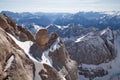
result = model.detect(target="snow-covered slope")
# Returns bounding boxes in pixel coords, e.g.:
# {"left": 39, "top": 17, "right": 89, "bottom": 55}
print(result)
{"left": 8, "top": 33, "right": 43, "bottom": 80}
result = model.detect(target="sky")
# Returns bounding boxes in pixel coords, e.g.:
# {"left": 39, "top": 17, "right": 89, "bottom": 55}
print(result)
{"left": 0, "top": 0, "right": 120, "bottom": 13}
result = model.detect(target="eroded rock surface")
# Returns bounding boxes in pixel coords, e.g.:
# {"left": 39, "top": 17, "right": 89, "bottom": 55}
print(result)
{"left": 0, "top": 14, "right": 34, "bottom": 41}
{"left": 0, "top": 27, "right": 34, "bottom": 80}
{"left": 30, "top": 31, "right": 79, "bottom": 80}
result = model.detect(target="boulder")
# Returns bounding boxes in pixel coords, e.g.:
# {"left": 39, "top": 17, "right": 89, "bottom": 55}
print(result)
{"left": 35, "top": 29, "right": 50, "bottom": 47}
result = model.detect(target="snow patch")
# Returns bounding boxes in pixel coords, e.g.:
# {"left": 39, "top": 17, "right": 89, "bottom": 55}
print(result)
{"left": 46, "top": 24, "right": 62, "bottom": 29}
{"left": 79, "top": 36, "right": 120, "bottom": 80}
{"left": 46, "top": 24, "right": 69, "bottom": 30}
{"left": 62, "top": 25, "right": 69, "bottom": 29}
{"left": 75, "top": 32, "right": 95, "bottom": 43}
{"left": 33, "top": 24, "right": 45, "bottom": 33}
{"left": 101, "top": 29, "right": 108, "bottom": 35}
{"left": 62, "top": 77, "right": 66, "bottom": 80}
{"left": 100, "top": 27, "right": 111, "bottom": 35}
{"left": 7, "top": 33, "right": 43, "bottom": 80}
{"left": 50, "top": 38, "right": 61, "bottom": 52}
{"left": 7, "top": 33, "right": 33, "bottom": 54}
{"left": 41, "top": 50, "right": 53, "bottom": 66}
{"left": 4, "top": 55, "right": 14, "bottom": 71}
{"left": 100, "top": 27, "right": 113, "bottom": 41}
{"left": 41, "top": 37, "right": 61, "bottom": 66}
{"left": 75, "top": 36, "right": 86, "bottom": 43}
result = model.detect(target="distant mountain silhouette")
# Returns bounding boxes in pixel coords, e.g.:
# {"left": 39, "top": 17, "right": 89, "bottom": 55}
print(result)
{"left": 1, "top": 11, "right": 120, "bottom": 30}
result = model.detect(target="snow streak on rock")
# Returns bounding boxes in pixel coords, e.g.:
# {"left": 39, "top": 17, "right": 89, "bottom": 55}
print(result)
{"left": 4, "top": 55, "right": 14, "bottom": 71}
{"left": 7, "top": 33, "right": 43, "bottom": 80}
{"left": 41, "top": 37, "right": 61, "bottom": 66}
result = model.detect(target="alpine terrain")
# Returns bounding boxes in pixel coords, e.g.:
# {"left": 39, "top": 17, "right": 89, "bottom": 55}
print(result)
{"left": 0, "top": 11, "right": 120, "bottom": 80}
{"left": 0, "top": 14, "right": 78, "bottom": 80}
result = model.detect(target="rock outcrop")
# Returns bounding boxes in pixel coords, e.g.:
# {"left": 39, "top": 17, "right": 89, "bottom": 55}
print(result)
{"left": 35, "top": 29, "right": 49, "bottom": 47}
{"left": 0, "top": 14, "right": 34, "bottom": 41}
{"left": 0, "top": 14, "right": 17, "bottom": 36}
{"left": 0, "top": 27, "right": 35, "bottom": 80}
{"left": 39, "top": 64, "right": 66, "bottom": 80}
{"left": 17, "top": 25, "right": 34, "bottom": 41}
{"left": 30, "top": 30, "right": 79, "bottom": 80}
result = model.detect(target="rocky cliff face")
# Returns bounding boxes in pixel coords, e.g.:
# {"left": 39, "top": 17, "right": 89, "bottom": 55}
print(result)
{"left": 0, "top": 27, "right": 35, "bottom": 80}
{"left": 64, "top": 28, "right": 119, "bottom": 79}
{"left": 30, "top": 29, "right": 78, "bottom": 80}
{"left": 0, "top": 14, "right": 79, "bottom": 80}
{"left": 0, "top": 14, "right": 34, "bottom": 42}
{"left": 65, "top": 29, "right": 116, "bottom": 65}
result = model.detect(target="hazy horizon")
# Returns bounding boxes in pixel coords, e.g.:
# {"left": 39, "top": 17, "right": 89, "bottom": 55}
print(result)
{"left": 0, "top": 0, "right": 120, "bottom": 13}
{"left": 1, "top": 10, "right": 120, "bottom": 14}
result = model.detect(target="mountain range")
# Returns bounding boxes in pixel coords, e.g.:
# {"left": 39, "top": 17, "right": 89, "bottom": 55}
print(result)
{"left": 0, "top": 13, "right": 78, "bottom": 80}
{"left": 0, "top": 11, "right": 120, "bottom": 80}
{"left": 1, "top": 11, "right": 120, "bottom": 30}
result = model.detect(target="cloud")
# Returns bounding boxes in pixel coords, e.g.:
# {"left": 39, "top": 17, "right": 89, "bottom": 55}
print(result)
{"left": 0, "top": 0, "right": 120, "bottom": 12}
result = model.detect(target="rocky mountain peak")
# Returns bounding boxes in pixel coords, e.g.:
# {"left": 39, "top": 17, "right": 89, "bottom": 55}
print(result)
{"left": 30, "top": 29, "right": 79, "bottom": 80}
